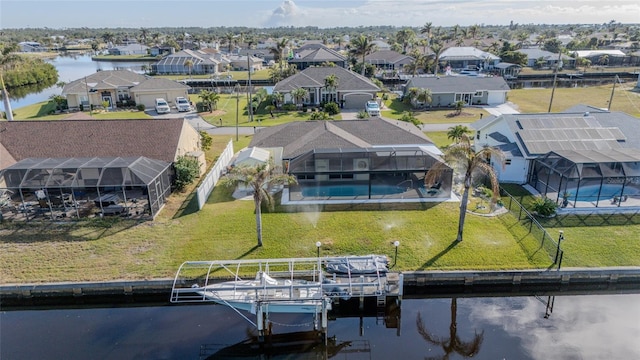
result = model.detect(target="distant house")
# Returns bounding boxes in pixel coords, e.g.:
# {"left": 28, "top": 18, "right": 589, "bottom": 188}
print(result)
{"left": 152, "top": 49, "right": 226, "bottom": 75}
{"left": 61, "top": 70, "right": 189, "bottom": 109}
{"left": 404, "top": 76, "right": 510, "bottom": 107}
{"left": 439, "top": 47, "right": 501, "bottom": 70}
{"left": 273, "top": 66, "right": 380, "bottom": 109}
{"left": 365, "top": 50, "right": 415, "bottom": 74}
{"left": 149, "top": 46, "right": 175, "bottom": 57}
{"left": 227, "top": 54, "right": 264, "bottom": 72}
{"left": 288, "top": 44, "right": 348, "bottom": 70}
{"left": 18, "top": 41, "right": 46, "bottom": 52}
{"left": 518, "top": 48, "right": 575, "bottom": 69}
{"left": 571, "top": 50, "right": 627, "bottom": 66}
{"left": 107, "top": 44, "right": 149, "bottom": 56}
{"left": 371, "top": 40, "right": 391, "bottom": 51}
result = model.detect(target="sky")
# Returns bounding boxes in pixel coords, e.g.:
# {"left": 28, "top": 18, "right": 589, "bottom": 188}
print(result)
{"left": 1, "top": 0, "right": 639, "bottom": 29}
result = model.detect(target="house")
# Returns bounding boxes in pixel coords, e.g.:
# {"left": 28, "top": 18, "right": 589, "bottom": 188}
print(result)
{"left": 0, "top": 119, "right": 202, "bottom": 218}
{"left": 404, "top": 76, "right": 510, "bottom": 107}
{"left": 517, "top": 48, "right": 575, "bottom": 69}
{"left": 273, "top": 66, "right": 380, "bottom": 109}
{"left": 571, "top": 50, "right": 627, "bottom": 66}
{"left": 107, "top": 44, "right": 149, "bottom": 56}
{"left": 470, "top": 106, "right": 640, "bottom": 209}
{"left": 18, "top": 41, "right": 46, "bottom": 52}
{"left": 288, "top": 44, "right": 348, "bottom": 70}
{"left": 365, "top": 50, "right": 415, "bottom": 74}
{"left": 439, "top": 47, "right": 501, "bottom": 70}
{"left": 371, "top": 40, "right": 391, "bottom": 51}
{"left": 61, "top": 70, "right": 190, "bottom": 110}
{"left": 149, "top": 46, "right": 175, "bottom": 57}
{"left": 152, "top": 49, "right": 226, "bottom": 75}
{"left": 226, "top": 54, "right": 264, "bottom": 72}
{"left": 248, "top": 118, "right": 452, "bottom": 202}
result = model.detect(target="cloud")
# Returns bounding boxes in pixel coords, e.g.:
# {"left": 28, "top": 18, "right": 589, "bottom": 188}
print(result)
{"left": 264, "top": 0, "right": 308, "bottom": 27}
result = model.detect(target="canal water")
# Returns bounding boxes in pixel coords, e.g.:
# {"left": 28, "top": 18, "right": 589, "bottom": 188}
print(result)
{"left": 2, "top": 293, "right": 639, "bottom": 359}
{"left": 0, "top": 53, "right": 153, "bottom": 113}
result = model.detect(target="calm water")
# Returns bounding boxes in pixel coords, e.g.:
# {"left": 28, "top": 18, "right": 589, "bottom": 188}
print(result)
{"left": 301, "top": 184, "right": 405, "bottom": 197}
{"left": 2, "top": 293, "right": 639, "bottom": 359}
{"left": 0, "top": 53, "right": 153, "bottom": 112}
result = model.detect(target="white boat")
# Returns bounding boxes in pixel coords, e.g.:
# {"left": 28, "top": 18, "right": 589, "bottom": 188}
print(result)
{"left": 196, "top": 271, "right": 331, "bottom": 314}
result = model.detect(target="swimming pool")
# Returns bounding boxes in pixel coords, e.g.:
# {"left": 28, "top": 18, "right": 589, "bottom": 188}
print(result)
{"left": 568, "top": 184, "right": 639, "bottom": 202}
{"left": 301, "top": 184, "right": 405, "bottom": 197}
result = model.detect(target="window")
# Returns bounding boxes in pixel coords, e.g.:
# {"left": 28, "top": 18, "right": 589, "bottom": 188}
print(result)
{"left": 474, "top": 91, "right": 484, "bottom": 97}
{"left": 505, "top": 159, "right": 512, "bottom": 165}
{"left": 476, "top": 131, "right": 481, "bottom": 140}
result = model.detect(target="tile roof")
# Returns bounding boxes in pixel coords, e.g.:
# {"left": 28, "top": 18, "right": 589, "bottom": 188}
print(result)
{"left": 274, "top": 66, "right": 380, "bottom": 92}
{"left": 249, "top": 118, "right": 433, "bottom": 159}
{"left": 62, "top": 70, "right": 147, "bottom": 95}
{"left": 0, "top": 119, "right": 188, "bottom": 164}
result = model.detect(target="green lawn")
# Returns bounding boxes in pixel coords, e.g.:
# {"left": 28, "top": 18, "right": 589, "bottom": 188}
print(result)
{"left": 381, "top": 95, "right": 489, "bottom": 124}
{"left": 508, "top": 84, "right": 640, "bottom": 116}
{"left": 11, "top": 100, "right": 152, "bottom": 120}
{"left": 158, "top": 69, "right": 271, "bottom": 81}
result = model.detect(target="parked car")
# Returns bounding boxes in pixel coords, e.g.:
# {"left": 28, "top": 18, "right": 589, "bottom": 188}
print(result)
{"left": 154, "top": 98, "right": 171, "bottom": 114}
{"left": 365, "top": 101, "right": 381, "bottom": 116}
{"left": 175, "top": 97, "right": 192, "bottom": 112}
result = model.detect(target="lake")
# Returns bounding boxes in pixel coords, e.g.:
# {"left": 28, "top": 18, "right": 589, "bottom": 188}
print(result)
{"left": 0, "top": 53, "right": 154, "bottom": 113}
{"left": 2, "top": 292, "right": 639, "bottom": 359}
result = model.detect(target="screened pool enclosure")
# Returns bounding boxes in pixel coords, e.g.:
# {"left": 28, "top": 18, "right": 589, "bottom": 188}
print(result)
{"left": 529, "top": 149, "right": 640, "bottom": 208}
{"left": 0, "top": 157, "right": 172, "bottom": 220}
{"left": 286, "top": 146, "right": 452, "bottom": 201}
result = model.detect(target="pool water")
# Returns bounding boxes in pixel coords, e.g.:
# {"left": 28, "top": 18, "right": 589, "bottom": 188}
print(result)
{"left": 568, "top": 184, "right": 639, "bottom": 202}
{"left": 301, "top": 184, "right": 405, "bottom": 197}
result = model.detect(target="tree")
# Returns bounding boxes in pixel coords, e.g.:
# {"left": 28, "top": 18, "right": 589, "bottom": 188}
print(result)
{"left": 269, "top": 38, "right": 289, "bottom": 64}
{"left": 199, "top": 130, "right": 212, "bottom": 151}
{"left": 425, "top": 134, "right": 503, "bottom": 242}
{"left": 220, "top": 161, "right": 297, "bottom": 247}
{"left": 291, "top": 87, "right": 308, "bottom": 109}
{"left": 416, "top": 298, "right": 484, "bottom": 359}
{"left": 430, "top": 41, "right": 445, "bottom": 75}
{"left": 139, "top": 28, "right": 149, "bottom": 45}
{"left": 349, "top": 34, "right": 377, "bottom": 76}
{"left": 396, "top": 28, "right": 416, "bottom": 54}
{"left": 184, "top": 59, "right": 194, "bottom": 78}
{"left": 198, "top": 90, "right": 220, "bottom": 112}
{"left": 447, "top": 125, "right": 472, "bottom": 143}
{"left": 542, "top": 39, "right": 562, "bottom": 54}
{"left": 420, "top": 22, "right": 433, "bottom": 47}
{"left": 454, "top": 100, "right": 465, "bottom": 115}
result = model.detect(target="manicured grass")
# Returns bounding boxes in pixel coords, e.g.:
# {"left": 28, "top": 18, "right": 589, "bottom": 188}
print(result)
{"left": 424, "top": 131, "right": 450, "bottom": 148}
{"left": 158, "top": 69, "right": 271, "bottom": 81}
{"left": 12, "top": 100, "right": 151, "bottom": 120}
{"left": 381, "top": 95, "right": 489, "bottom": 124}
{"left": 508, "top": 84, "right": 640, "bottom": 116}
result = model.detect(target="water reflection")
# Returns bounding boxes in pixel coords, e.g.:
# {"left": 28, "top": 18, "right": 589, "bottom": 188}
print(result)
{"left": 417, "top": 297, "right": 484, "bottom": 359}
{"left": 1, "top": 293, "right": 639, "bottom": 359}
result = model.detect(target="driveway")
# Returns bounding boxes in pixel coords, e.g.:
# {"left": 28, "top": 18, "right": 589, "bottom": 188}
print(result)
{"left": 482, "top": 102, "right": 520, "bottom": 116}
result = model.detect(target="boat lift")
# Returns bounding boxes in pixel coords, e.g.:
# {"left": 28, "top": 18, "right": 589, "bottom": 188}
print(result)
{"left": 170, "top": 255, "right": 403, "bottom": 338}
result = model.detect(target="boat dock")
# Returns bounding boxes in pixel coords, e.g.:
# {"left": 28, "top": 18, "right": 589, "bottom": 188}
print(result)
{"left": 170, "top": 255, "right": 403, "bottom": 338}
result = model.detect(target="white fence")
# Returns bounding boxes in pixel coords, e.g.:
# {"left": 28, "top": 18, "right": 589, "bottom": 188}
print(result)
{"left": 196, "top": 139, "right": 234, "bottom": 210}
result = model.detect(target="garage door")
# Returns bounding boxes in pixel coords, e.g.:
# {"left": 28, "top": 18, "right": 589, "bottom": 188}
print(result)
{"left": 137, "top": 93, "right": 169, "bottom": 109}
{"left": 343, "top": 93, "right": 373, "bottom": 110}
{"left": 487, "top": 91, "right": 505, "bottom": 105}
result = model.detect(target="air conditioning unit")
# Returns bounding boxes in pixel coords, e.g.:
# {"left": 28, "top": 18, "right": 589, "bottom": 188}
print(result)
{"left": 354, "top": 158, "right": 369, "bottom": 171}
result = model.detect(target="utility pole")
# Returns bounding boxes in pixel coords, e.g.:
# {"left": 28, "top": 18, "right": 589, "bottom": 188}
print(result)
{"left": 547, "top": 50, "right": 562, "bottom": 113}
{"left": 607, "top": 75, "right": 618, "bottom": 111}
{"left": 235, "top": 83, "right": 239, "bottom": 142}
{"left": 247, "top": 54, "right": 253, "bottom": 123}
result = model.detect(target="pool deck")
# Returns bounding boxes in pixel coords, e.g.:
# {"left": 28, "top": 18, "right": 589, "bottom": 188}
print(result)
{"left": 281, "top": 188, "right": 459, "bottom": 206}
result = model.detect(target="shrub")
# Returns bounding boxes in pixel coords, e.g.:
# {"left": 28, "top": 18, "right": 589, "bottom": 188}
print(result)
{"left": 136, "top": 104, "right": 146, "bottom": 111}
{"left": 531, "top": 197, "right": 558, "bottom": 217}
{"left": 309, "top": 111, "right": 331, "bottom": 120}
{"left": 199, "top": 130, "right": 212, "bottom": 151}
{"left": 174, "top": 156, "right": 200, "bottom": 191}
{"left": 323, "top": 102, "right": 340, "bottom": 115}
{"left": 357, "top": 110, "right": 368, "bottom": 119}
{"left": 282, "top": 103, "right": 297, "bottom": 111}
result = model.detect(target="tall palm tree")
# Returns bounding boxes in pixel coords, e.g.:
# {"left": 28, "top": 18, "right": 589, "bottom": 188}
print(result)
{"left": 430, "top": 41, "right": 445, "bottom": 76}
{"left": 184, "top": 59, "right": 194, "bottom": 78}
{"left": 220, "top": 161, "right": 297, "bottom": 247}
{"left": 139, "top": 28, "right": 149, "bottom": 45}
{"left": 396, "top": 28, "right": 416, "bottom": 54}
{"left": 416, "top": 298, "right": 484, "bottom": 359}
{"left": 447, "top": 125, "right": 472, "bottom": 143}
{"left": 468, "top": 24, "right": 481, "bottom": 40}
{"left": 425, "top": 135, "right": 503, "bottom": 242}
{"left": 349, "top": 34, "right": 377, "bottom": 76}
{"left": 269, "top": 38, "right": 289, "bottom": 64}
{"left": 225, "top": 32, "right": 235, "bottom": 53}
{"left": 420, "top": 22, "right": 433, "bottom": 47}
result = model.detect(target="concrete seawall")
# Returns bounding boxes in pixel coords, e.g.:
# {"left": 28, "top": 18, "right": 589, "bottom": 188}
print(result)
{"left": 2, "top": 268, "right": 640, "bottom": 307}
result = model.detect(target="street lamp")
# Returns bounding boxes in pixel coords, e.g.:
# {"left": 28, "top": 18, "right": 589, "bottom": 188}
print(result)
{"left": 315, "top": 241, "right": 322, "bottom": 258}
{"left": 393, "top": 241, "right": 400, "bottom": 267}
{"left": 555, "top": 230, "right": 564, "bottom": 266}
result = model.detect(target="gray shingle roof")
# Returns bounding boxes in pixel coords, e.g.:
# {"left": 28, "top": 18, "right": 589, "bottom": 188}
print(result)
{"left": 365, "top": 50, "right": 415, "bottom": 65}
{"left": 274, "top": 67, "right": 380, "bottom": 92}
{"left": 249, "top": 118, "right": 432, "bottom": 159}
{"left": 62, "top": 70, "right": 147, "bottom": 95}
{"left": 0, "top": 119, "right": 188, "bottom": 164}
{"left": 405, "top": 76, "right": 510, "bottom": 93}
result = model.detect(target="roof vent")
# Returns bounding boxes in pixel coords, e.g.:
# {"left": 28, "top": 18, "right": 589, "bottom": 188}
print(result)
{"left": 584, "top": 112, "right": 590, "bottom": 116}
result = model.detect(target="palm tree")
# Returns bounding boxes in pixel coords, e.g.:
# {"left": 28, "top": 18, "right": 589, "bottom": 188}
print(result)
{"left": 420, "top": 22, "right": 433, "bottom": 47}
{"left": 220, "top": 161, "right": 297, "bottom": 247}
{"left": 396, "top": 28, "right": 416, "bottom": 54}
{"left": 101, "top": 32, "right": 115, "bottom": 47}
{"left": 0, "top": 43, "right": 21, "bottom": 121}
{"left": 198, "top": 90, "right": 220, "bottom": 112}
{"left": 349, "top": 34, "right": 377, "bottom": 76}
{"left": 416, "top": 298, "right": 484, "bottom": 359}
{"left": 269, "top": 38, "right": 289, "bottom": 64}
{"left": 425, "top": 134, "right": 503, "bottom": 242}
{"left": 324, "top": 74, "right": 339, "bottom": 90}
{"left": 291, "top": 87, "right": 308, "bottom": 109}
{"left": 468, "top": 24, "right": 481, "bottom": 40}
{"left": 225, "top": 32, "right": 235, "bottom": 53}
{"left": 184, "top": 59, "right": 194, "bottom": 78}
{"left": 447, "top": 125, "right": 472, "bottom": 143}
{"left": 139, "top": 28, "right": 149, "bottom": 45}
{"left": 430, "top": 41, "right": 445, "bottom": 76}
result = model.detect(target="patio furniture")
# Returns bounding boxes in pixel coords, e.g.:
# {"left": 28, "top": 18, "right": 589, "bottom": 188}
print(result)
{"left": 94, "top": 194, "right": 120, "bottom": 207}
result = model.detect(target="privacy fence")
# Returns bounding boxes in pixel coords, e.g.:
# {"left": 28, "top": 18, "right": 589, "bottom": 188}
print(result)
{"left": 196, "top": 140, "right": 234, "bottom": 210}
